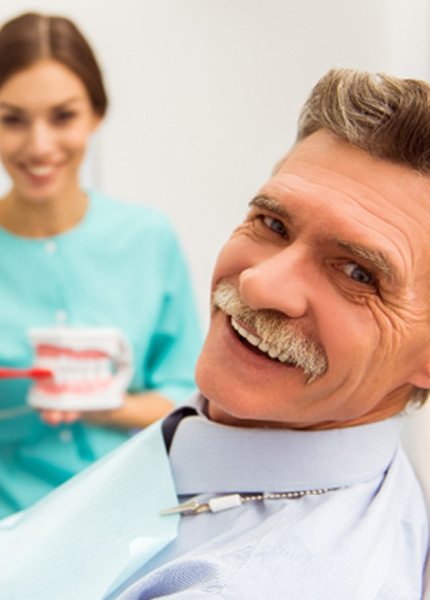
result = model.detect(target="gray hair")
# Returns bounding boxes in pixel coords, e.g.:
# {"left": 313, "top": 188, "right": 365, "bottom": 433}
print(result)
{"left": 297, "top": 68, "right": 430, "bottom": 174}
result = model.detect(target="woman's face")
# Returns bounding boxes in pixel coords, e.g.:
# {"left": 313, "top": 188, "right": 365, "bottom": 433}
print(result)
{"left": 0, "top": 59, "right": 100, "bottom": 203}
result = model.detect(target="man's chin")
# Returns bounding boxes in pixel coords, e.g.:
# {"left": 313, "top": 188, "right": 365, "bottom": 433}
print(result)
{"left": 205, "top": 398, "right": 311, "bottom": 429}
{"left": 206, "top": 399, "right": 267, "bottom": 427}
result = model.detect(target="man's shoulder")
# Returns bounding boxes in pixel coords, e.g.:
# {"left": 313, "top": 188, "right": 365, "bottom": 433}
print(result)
{"left": 118, "top": 452, "right": 427, "bottom": 599}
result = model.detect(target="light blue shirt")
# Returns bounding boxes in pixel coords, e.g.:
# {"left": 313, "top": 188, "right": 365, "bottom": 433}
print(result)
{"left": 111, "top": 397, "right": 429, "bottom": 599}
{"left": 0, "top": 191, "right": 202, "bottom": 515}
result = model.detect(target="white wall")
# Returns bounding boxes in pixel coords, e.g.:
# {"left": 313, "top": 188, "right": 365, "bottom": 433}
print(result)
{"left": 0, "top": 0, "right": 429, "bottom": 327}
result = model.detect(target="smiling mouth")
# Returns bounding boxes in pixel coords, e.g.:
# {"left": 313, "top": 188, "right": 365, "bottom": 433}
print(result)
{"left": 28, "top": 165, "right": 54, "bottom": 176}
{"left": 20, "top": 164, "right": 60, "bottom": 179}
{"left": 230, "top": 317, "right": 296, "bottom": 365}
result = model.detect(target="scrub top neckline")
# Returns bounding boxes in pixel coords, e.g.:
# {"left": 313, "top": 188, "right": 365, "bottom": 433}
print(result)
{"left": 0, "top": 189, "right": 97, "bottom": 244}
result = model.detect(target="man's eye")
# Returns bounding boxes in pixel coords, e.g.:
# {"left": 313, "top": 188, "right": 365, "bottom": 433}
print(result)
{"left": 262, "top": 216, "right": 287, "bottom": 237}
{"left": 343, "top": 263, "right": 374, "bottom": 285}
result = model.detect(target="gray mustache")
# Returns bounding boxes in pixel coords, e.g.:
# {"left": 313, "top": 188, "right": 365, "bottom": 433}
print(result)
{"left": 213, "top": 280, "right": 328, "bottom": 382}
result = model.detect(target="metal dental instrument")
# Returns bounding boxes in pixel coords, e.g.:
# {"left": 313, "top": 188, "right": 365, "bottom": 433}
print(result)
{"left": 160, "top": 488, "right": 338, "bottom": 517}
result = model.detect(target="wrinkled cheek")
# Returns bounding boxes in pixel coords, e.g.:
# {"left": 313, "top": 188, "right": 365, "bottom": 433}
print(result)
{"left": 318, "top": 314, "right": 383, "bottom": 396}
{"left": 367, "top": 299, "right": 406, "bottom": 356}
{"left": 322, "top": 305, "right": 375, "bottom": 362}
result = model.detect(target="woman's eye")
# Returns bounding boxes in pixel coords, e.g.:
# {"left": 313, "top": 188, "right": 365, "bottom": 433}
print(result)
{"left": 343, "top": 262, "right": 374, "bottom": 285}
{"left": 53, "top": 111, "right": 76, "bottom": 124}
{"left": 262, "top": 215, "right": 287, "bottom": 237}
{"left": 1, "top": 114, "right": 24, "bottom": 127}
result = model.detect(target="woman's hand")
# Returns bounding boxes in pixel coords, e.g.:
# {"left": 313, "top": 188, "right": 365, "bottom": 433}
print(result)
{"left": 83, "top": 392, "right": 174, "bottom": 428}
{"left": 39, "top": 409, "right": 82, "bottom": 425}
{"left": 39, "top": 392, "right": 175, "bottom": 429}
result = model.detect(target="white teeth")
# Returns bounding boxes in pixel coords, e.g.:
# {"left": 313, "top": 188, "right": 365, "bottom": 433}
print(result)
{"left": 268, "top": 347, "right": 281, "bottom": 359}
{"left": 35, "top": 357, "right": 112, "bottom": 383}
{"left": 247, "top": 334, "right": 260, "bottom": 346}
{"left": 27, "top": 165, "right": 53, "bottom": 176}
{"left": 278, "top": 351, "right": 291, "bottom": 364}
{"left": 231, "top": 318, "right": 260, "bottom": 347}
{"left": 231, "top": 317, "right": 286, "bottom": 362}
{"left": 258, "top": 341, "right": 269, "bottom": 352}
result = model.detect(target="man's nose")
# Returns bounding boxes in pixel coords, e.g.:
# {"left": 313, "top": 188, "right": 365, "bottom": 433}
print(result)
{"left": 238, "top": 245, "right": 311, "bottom": 318}
{"left": 26, "top": 121, "right": 56, "bottom": 157}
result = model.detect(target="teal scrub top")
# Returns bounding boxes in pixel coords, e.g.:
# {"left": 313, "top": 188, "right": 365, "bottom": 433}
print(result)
{"left": 0, "top": 190, "right": 202, "bottom": 516}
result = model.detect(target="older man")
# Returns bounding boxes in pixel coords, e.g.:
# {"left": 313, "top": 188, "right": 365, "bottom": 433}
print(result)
{"left": 2, "top": 69, "right": 429, "bottom": 599}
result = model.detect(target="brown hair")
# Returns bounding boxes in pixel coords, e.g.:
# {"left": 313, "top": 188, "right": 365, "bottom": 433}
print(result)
{"left": 297, "top": 68, "right": 430, "bottom": 175}
{"left": 0, "top": 12, "right": 108, "bottom": 116}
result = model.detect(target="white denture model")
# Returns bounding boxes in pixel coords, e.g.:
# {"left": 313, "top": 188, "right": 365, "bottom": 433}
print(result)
{"left": 27, "top": 327, "right": 133, "bottom": 411}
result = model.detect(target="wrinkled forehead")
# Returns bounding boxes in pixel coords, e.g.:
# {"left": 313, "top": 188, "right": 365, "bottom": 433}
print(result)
{"left": 272, "top": 130, "right": 430, "bottom": 222}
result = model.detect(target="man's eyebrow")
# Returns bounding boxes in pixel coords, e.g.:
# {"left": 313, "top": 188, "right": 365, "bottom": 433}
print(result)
{"left": 249, "top": 195, "right": 292, "bottom": 219}
{"left": 336, "top": 241, "right": 396, "bottom": 279}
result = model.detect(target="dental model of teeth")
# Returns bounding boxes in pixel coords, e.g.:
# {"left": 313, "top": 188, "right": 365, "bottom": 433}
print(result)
{"left": 35, "top": 346, "right": 114, "bottom": 389}
{"left": 231, "top": 317, "right": 292, "bottom": 363}
{"left": 27, "top": 327, "right": 133, "bottom": 411}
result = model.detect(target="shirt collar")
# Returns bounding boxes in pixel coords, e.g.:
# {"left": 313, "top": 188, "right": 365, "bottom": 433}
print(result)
{"left": 167, "top": 394, "right": 403, "bottom": 495}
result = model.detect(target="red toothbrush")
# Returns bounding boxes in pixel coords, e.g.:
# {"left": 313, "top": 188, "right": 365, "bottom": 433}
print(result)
{"left": 0, "top": 367, "right": 54, "bottom": 379}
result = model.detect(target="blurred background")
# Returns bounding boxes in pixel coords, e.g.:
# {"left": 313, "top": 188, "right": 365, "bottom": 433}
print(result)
{"left": 0, "top": 0, "right": 428, "bottom": 327}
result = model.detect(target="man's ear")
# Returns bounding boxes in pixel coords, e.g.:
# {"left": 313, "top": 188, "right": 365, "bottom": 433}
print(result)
{"left": 408, "top": 358, "right": 430, "bottom": 390}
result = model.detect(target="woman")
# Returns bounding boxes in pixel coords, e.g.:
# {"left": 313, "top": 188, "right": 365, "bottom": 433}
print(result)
{"left": 0, "top": 12, "right": 201, "bottom": 516}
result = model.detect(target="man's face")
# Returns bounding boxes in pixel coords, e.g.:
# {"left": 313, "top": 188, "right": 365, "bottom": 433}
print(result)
{"left": 196, "top": 129, "right": 430, "bottom": 429}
